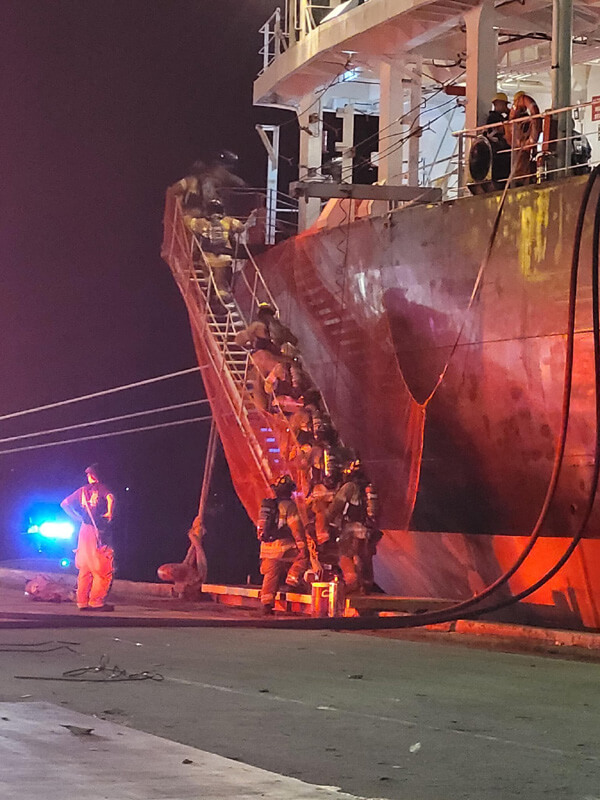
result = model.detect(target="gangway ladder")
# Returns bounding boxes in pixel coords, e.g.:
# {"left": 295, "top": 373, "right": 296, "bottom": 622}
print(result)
{"left": 162, "top": 190, "right": 290, "bottom": 497}
{"left": 162, "top": 190, "right": 323, "bottom": 574}
{"left": 191, "top": 249, "right": 292, "bottom": 480}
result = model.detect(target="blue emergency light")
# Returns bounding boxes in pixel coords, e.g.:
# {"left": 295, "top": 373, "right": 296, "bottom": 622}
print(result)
{"left": 27, "top": 521, "right": 75, "bottom": 540}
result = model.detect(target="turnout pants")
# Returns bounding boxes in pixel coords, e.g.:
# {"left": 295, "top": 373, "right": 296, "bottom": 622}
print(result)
{"left": 260, "top": 539, "right": 308, "bottom": 606}
{"left": 74, "top": 523, "right": 114, "bottom": 608}
{"left": 338, "top": 523, "right": 374, "bottom": 595}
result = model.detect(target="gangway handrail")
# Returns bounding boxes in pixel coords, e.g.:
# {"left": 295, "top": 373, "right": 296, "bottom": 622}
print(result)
{"left": 164, "top": 191, "right": 275, "bottom": 488}
{"left": 239, "top": 242, "right": 281, "bottom": 319}
{"left": 164, "top": 189, "right": 333, "bottom": 569}
{"left": 237, "top": 241, "right": 337, "bottom": 435}
{"left": 166, "top": 191, "right": 320, "bottom": 501}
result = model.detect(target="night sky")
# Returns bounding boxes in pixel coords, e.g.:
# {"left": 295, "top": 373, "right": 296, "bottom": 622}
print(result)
{"left": 0, "top": 0, "right": 288, "bottom": 581}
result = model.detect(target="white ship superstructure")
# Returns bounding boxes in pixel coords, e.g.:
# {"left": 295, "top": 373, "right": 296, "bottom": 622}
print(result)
{"left": 254, "top": 0, "right": 600, "bottom": 228}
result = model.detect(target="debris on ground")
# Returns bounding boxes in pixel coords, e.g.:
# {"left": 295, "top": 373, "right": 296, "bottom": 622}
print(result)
{"left": 24, "top": 574, "right": 74, "bottom": 603}
{"left": 61, "top": 724, "right": 94, "bottom": 736}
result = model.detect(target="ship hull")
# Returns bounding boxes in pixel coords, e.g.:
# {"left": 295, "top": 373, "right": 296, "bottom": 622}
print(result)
{"left": 254, "top": 175, "right": 600, "bottom": 629}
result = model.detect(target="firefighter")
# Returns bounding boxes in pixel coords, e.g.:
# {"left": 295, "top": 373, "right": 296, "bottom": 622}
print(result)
{"left": 235, "top": 313, "right": 291, "bottom": 412}
{"left": 257, "top": 303, "right": 299, "bottom": 351}
{"left": 60, "top": 464, "right": 116, "bottom": 611}
{"left": 171, "top": 151, "right": 246, "bottom": 215}
{"left": 257, "top": 475, "right": 309, "bottom": 615}
{"left": 306, "top": 481, "right": 334, "bottom": 547}
{"left": 326, "top": 457, "right": 380, "bottom": 594}
{"left": 264, "top": 356, "right": 311, "bottom": 413}
{"left": 184, "top": 199, "right": 244, "bottom": 304}
{"left": 290, "top": 391, "right": 323, "bottom": 442}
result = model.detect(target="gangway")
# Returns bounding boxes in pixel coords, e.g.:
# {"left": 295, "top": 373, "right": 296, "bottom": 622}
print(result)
{"left": 161, "top": 189, "right": 310, "bottom": 524}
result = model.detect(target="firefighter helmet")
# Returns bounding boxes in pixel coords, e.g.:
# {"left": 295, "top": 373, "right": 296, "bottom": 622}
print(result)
{"left": 257, "top": 302, "right": 276, "bottom": 317}
{"left": 343, "top": 456, "right": 363, "bottom": 477}
{"left": 207, "top": 199, "right": 225, "bottom": 216}
{"left": 218, "top": 150, "right": 239, "bottom": 170}
{"left": 271, "top": 474, "right": 296, "bottom": 497}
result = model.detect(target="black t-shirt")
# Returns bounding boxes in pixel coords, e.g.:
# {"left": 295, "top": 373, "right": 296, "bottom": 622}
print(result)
{"left": 64, "top": 482, "right": 112, "bottom": 531}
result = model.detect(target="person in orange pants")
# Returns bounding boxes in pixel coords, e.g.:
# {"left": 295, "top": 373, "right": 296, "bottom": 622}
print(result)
{"left": 61, "top": 464, "right": 116, "bottom": 611}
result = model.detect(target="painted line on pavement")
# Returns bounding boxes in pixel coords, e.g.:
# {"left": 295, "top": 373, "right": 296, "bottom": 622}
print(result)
{"left": 165, "top": 676, "right": 599, "bottom": 762}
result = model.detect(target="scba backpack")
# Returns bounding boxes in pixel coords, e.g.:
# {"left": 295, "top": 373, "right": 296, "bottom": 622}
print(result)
{"left": 258, "top": 498, "right": 280, "bottom": 542}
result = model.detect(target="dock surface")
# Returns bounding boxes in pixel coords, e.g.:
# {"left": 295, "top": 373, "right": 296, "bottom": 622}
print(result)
{"left": 0, "top": 620, "right": 599, "bottom": 799}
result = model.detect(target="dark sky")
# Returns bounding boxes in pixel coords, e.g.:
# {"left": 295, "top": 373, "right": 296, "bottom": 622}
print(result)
{"left": 0, "top": 0, "right": 287, "bottom": 581}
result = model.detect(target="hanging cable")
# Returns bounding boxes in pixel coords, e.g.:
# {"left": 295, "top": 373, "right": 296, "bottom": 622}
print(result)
{"left": 338, "top": 100, "right": 459, "bottom": 184}
{"left": 0, "top": 366, "right": 204, "bottom": 424}
{"left": 0, "top": 415, "right": 212, "bottom": 456}
{"left": 333, "top": 71, "right": 466, "bottom": 181}
{"left": 278, "top": 58, "right": 354, "bottom": 132}
{"left": 296, "top": 70, "right": 465, "bottom": 183}
{"left": 0, "top": 400, "right": 210, "bottom": 445}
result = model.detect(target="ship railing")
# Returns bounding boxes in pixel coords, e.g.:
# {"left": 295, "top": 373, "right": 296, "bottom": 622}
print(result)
{"left": 453, "top": 100, "right": 598, "bottom": 196}
{"left": 260, "top": 1, "right": 372, "bottom": 65}
{"left": 234, "top": 241, "right": 281, "bottom": 326}
{"left": 219, "top": 186, "right": 299, "bottom": 244}
{"left": 258, "top": 6, "right": 289, "bottom": 74}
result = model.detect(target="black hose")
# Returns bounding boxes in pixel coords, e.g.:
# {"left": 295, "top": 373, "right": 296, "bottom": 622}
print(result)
{"left": 404, "top": 165, "right": 600, "bottom": 624}
{"left": 394, "top": 170, "right": 599, "bottom": 627}
{"left": 462, "top": 166, "right": 600, "bottom": 620}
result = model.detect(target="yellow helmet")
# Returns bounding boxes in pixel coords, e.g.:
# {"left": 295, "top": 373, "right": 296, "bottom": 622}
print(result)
{"left": 493, "top": 92, "right": 508, "bottom": 103}
{"left": 513, "top": 91, "right": 526, "bottom": 103}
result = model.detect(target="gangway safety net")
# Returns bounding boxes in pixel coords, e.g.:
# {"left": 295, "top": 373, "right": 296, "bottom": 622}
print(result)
{"left": 162, "top": 190, "right": 271, "bottom": 522}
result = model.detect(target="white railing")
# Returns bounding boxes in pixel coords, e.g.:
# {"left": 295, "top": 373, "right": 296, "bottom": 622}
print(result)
{"left": 259, "top": 1, "right": 372, "bottom": 70}
{"left": 220, "top": 186, "right": 298, "bottom": 243}
{"left": 258, "top": 6, "right": 288, "bottom": 74}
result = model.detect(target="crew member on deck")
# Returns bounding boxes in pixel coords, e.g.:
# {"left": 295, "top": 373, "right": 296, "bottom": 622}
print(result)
{"left": 485, "top": 92, "right": 511, "bottom": 183}
{"left": 486, "top": 92, "right": 509, "bottom": 126}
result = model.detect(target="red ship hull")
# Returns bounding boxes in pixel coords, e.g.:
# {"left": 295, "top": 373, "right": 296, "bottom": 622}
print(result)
{"left": 253, "top": 175, "right": 600, "bottom": 629}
